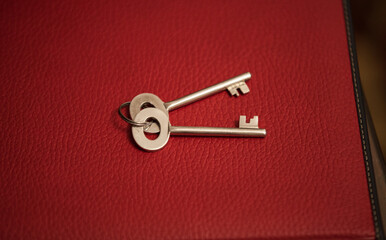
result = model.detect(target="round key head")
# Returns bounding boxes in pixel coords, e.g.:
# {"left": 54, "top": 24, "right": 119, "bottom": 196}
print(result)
{"left": 130, "top": 93, "right": 167, "bottom": 133}
{"left": 132, "top": 108, "right": 170, "bottom": 151}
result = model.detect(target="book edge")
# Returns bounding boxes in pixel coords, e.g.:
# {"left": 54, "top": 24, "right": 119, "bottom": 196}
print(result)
{"left": 342, "top": 0, "right": 385, "bottom": 239}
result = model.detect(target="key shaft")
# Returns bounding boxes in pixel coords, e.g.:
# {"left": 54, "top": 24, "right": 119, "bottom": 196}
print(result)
{"left": 170, "top": 126, "right": 266, "bottom": 137}
{"left": 164, "top": 72, "right": 251, "bottom": 111}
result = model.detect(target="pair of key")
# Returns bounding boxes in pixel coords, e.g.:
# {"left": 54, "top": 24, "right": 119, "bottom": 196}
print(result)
{"left": 122, "top": 73, "right": 266, "bottom": 151}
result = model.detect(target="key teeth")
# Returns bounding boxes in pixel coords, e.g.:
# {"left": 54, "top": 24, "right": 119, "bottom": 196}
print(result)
{"left": 227, "top": 87, "right": 240, "bottom": 97}
{"left": 239, "top": 115, "right": 259, "bottom": 129}
{"left": 227, "top": 82, "right": 250, "bottom": 97}
{"left": 239, "top": 83, "right": 250, "bottom": 94}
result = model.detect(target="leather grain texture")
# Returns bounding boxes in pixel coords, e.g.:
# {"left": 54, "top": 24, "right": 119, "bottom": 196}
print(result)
{"left": 0, "top": 0, "right": 376, "bottom": 239}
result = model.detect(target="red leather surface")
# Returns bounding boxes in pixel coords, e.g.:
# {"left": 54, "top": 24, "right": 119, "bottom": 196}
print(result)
{"left": 0, "top": 0, "right": 375, "bottom": 239}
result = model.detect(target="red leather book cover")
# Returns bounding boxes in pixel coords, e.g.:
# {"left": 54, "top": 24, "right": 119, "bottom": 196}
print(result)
{"left": 0, "top": 0, "right": 383, "bottom": 239}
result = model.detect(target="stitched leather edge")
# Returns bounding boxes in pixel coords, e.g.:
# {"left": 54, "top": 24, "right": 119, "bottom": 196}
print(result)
{"left": 343, "top": 0, "right": 385, "bottom": 239}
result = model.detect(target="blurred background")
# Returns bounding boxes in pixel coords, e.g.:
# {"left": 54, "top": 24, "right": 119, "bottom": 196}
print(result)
{"left": 351, "top": 0, "right": 386, "bottom": 229}
{"left": 351, "top": 0, "right": 386, "bottom": 159}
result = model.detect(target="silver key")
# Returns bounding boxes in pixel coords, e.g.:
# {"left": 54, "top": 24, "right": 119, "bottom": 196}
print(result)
{"left": 132, "top": 108, "right": 266, "bottom": 151}
{"left": 129, "top": 72, "right": 251, "bottom": 133}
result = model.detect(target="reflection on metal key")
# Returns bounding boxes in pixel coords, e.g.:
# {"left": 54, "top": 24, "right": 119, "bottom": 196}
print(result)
{"left": 130, "top": 73, "right": 251, "bottom": 133}
{"left": 132, "top": 108, "right": 266, "bottom": 151}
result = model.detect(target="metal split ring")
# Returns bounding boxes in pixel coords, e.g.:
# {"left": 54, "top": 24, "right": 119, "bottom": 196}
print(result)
{"left": 118, "top": 101, "right": 153, "bottom": 127}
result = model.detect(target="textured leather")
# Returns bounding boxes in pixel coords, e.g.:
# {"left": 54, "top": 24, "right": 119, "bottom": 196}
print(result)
{"left": 0, "top": 0, "right": 375, "bottom": 239}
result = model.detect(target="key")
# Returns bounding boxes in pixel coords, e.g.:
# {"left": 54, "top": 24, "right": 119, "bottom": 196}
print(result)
{"left": 129, "top": 72, "right": 252, "bottom": 133}
{"left": 132, "top": 108, "right": 266, "bottom": 151}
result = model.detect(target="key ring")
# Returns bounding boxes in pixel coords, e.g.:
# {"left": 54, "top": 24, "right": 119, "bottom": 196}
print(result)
{"left": 118, "top": 101, "right": 153, "bottom": 127}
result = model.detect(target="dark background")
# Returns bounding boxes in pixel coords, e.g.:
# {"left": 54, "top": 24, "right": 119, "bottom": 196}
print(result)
{"left": 351, "top": 0, "right": 386, "bottom": 159}
{"left": 351, "top": 0, "right": 386, "bottom": 232}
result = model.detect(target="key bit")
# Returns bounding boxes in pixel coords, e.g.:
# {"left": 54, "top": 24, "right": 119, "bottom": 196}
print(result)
{"left": 227, "top": 82, "right": 250, "bottom": 96}
{"left": 239, "top": 116, "right": 259, "bottom": 129}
